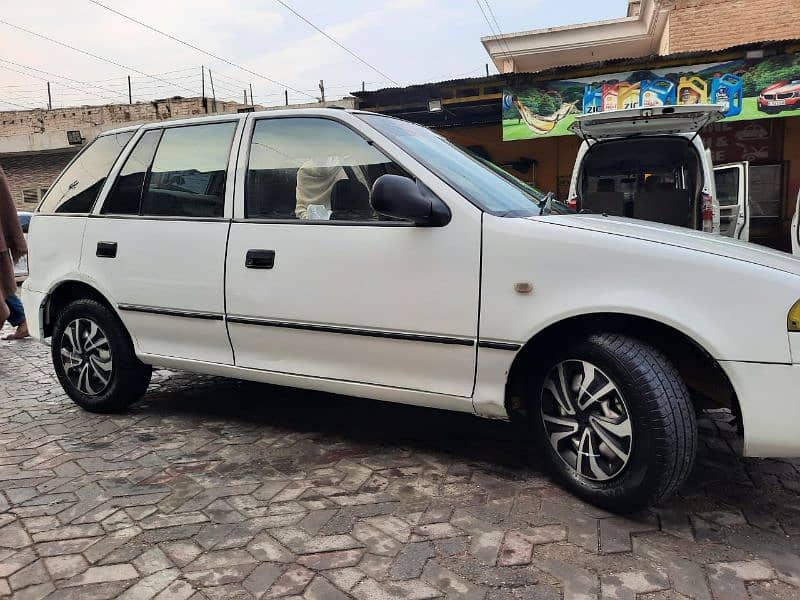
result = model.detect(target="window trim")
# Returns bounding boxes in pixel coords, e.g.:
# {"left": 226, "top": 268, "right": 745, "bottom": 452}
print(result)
{"left": 239, "top": 114, "right": 447, "bottom": 226}
{"left": 94, "top": 117, "right": 245, "bottom": 220}
{"left": 36, "top": 131, "right": 135, "bottom": 215}
{"left": 101, "top": 128, "right": 164, "bottom": 216}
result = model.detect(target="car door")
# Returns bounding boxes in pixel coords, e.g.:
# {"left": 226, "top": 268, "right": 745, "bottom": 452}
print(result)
{"left": 792, "top": 189, "right": 799, "bottom": 256}
{"left": 713, "top": 162, "right": 750, "bottom": 241}
{"left": 82, "top": 117, "right": 244, "bottom": 363}
{"left": 225, "top": 114, "right": 481, "bottom": 397}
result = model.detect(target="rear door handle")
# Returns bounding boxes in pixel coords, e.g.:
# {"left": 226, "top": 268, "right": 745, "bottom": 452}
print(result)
{"left": 245, "top": 249, "right": 275, "bottom": 269}
{"left": 96, "top": 241, "right": 117, "bottom": 258}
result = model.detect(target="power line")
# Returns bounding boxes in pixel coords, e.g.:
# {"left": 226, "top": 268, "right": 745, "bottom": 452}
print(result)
{"left": 0, "top": 96, "right": 37, "bottom": 110}
{"left": 85, "top": 0, "right": 315, "bottom": 99}
{"left": 475, "top": 0, "right": 513, "bottom": 65}
{"left": 0, "top": 18, "right": 201, "bottom": 96}
{"left": 0, "top": 58, "right": 123, "bottom": 100}
{"left": 483, "top": 0, "right": 514, "bottom": 59}
{"left": 0, "top": 63, "right": 119, "bottom": 104}
{"left": 272, "top": 0, "right": 400, "bottom": 87}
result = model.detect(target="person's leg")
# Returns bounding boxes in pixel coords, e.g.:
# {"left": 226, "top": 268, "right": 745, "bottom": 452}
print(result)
{"left": 3, "top": 295, "right": 28, "bottom": 340}
{"left": 0, "top": 298, "right": 9, "bottom": 328}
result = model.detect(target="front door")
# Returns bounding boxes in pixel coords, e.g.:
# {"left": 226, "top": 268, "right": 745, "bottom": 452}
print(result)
{"left": 714, "top": 162, "right": 750, "bottom": 241}
{"left": 225, "top": 115, "right": 481, "bottom": 396}
{"left": 792, "top": 189, "right": 799, "bottom": 256}
{"left": 82, "top": 118, "right": 243, "bottom": 363}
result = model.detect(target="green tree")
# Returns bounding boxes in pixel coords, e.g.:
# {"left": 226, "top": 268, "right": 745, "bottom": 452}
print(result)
{"left": 742, "top": 55, "right": 800, "bottom": 96}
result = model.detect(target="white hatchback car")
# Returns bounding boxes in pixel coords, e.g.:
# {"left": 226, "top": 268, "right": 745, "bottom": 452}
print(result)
{"left": 22, "top": 108, "right": 800, "bottom": 512}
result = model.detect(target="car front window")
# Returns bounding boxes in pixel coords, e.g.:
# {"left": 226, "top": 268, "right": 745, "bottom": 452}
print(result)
{"left": 357, "top": 113, "right": 554, "bottom": 217}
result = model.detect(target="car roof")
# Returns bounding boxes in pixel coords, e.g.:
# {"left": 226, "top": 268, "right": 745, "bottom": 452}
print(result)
{"left": 96, "top": 108, "right": 384, "bottom": 138}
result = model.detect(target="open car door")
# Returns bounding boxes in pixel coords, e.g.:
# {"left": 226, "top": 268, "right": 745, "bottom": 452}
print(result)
{"left": 792, "top": 189, "right": 799, "bottom": 256}
{"left": 571, "top": 104, "right": 725, "bottom": 140}
{"left": 714, "top": 162, "right": 750, "bottom": 242}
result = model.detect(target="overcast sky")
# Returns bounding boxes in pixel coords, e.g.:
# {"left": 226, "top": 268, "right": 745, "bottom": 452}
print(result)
{"left": 0, "top": 0, "right": 628, "bottom": 111}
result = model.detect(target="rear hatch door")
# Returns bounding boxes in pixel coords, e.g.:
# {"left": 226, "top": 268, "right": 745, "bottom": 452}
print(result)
{"left": 570, "top": 105, "right": 725, "bottom": 140}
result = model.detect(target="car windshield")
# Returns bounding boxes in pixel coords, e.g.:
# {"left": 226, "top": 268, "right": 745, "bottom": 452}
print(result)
{"left": 358, "top": 113, "right": 555, "bottom": 217}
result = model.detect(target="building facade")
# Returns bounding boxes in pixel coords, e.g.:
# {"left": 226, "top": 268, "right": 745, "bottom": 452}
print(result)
{"left": 358, "top": 0, "right": 800, "bottom": 250}
{"left": 0, "top": 96, "right": 253, "bottom": 209}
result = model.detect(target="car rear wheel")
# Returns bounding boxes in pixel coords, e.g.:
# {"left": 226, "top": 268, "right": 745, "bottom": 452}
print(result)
{"left": 529, "top": 333, "right": 696, "bottom": 512}
{"left": 52, "top": 299, "right": 151, "bottom": 413}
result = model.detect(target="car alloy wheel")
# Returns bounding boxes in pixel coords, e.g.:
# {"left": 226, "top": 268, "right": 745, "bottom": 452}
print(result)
{"left": 540, "top": 359, "right": 633, "bottom": 481}
{"left": 59, "top": 318, "right": 114, "bottom": 396}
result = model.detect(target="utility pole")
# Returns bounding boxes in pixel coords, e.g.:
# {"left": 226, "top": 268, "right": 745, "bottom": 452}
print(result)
{"left": 243, "top": 89, "right": 248, "bottom": 105}
{"left": 362, "top": 81, "right": 365, "bottom": 92}
{"left": 485, "top": 63, "right": 490, "bottom": 77}
{"left": 46, "top": 82, "right": 52, "bottom": 110}
{"left": 201, "top": 65, "right": 205, "bottom": 112}
{"left": 208, "top": 69, "right": 217, "bottom": 112}
{"left": 318, "top": 80, "right": 325, "bottom": 103}
{"left": 249, "top": 83, "right": 254, "bottom": 106}
{"left": 127, "top": 75, "right": 132, "bottom": 104}
{"left": 285, "top": 90, "right": 288, "bottom": 106}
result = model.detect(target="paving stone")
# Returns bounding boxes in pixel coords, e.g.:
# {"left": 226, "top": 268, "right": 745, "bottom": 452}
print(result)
{"left": 303, "top": 575, "right": 351, "bottom": 600}
{"left": 297, "top": 549, "right": 364, "bottom": 571}
{"left": 117, "top": 568, "right": 180, "bottom": 600}
{"left": 63, "top": 563, "right": 139, "bottom": 587}
{"left": 3, "top": 329, "right": 800, "bottom": 600}
{"left": 43, "top": 554, "right": 90, "bottom": 580}
{"left": 243, "top": 563, "right": 282, "bottom": 598}
{"left": 265, "top": 565, "right": 315, "bottom": 598}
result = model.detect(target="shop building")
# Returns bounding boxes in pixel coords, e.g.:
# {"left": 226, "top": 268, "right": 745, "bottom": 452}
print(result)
{"left": 355, "top": 0, "right": 800, "bottom": 250}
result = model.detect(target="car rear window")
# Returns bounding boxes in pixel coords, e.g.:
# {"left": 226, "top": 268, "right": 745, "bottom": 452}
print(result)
{"left": 39, "top": 131, "right": 134, "bottom": 214}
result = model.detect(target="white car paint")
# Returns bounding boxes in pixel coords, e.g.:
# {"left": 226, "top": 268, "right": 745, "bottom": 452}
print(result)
{"left": 792, "top": 189, "right": 799, "bottom": 256}
{"left": 21, "top": 108, "right": 800, "bottom": 461}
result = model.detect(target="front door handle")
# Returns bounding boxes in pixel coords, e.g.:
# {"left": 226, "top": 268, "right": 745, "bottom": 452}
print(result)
{"left": 96, "top": 241, "right": 117, "bottom": 258}
{"left": 245, "top": 249, "right": 275, "bottom": 269}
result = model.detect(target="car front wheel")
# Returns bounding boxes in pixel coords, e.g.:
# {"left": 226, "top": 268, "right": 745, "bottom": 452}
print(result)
{"left": 52, "top": 299, "right": 151, "bottom": 413}
{"left": 530, "top": 333, "right": 697, "bottom": 512}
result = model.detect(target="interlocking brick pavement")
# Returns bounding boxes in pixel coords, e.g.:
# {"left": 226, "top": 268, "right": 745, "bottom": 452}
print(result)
{"left": 2, "top": 324, "right": 800, "bottom": 599}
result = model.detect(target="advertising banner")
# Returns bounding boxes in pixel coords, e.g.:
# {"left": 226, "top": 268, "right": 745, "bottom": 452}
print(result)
{"left": 502, "top": 51, "right": 800, "bottom": 141}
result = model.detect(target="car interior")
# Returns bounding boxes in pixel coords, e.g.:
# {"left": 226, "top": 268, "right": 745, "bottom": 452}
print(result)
{"left": 578, "top": 137, "right": 702, "bottom": 229}
{"left": 245, "top": 162, "right": 407, "bottom": 221}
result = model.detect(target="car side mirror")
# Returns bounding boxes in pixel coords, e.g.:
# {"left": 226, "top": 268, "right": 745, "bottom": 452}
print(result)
{"left": 371, "top": 175, "right": 451, "bottom": 226}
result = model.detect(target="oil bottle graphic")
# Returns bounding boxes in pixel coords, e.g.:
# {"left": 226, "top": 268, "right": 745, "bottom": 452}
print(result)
{"left": 678, "top": 76, "right": 708, "bottom": 105}
{"left": 710, "top": 74, "right": 743, "bottom": 117}
{"left": 617, "top": 82, "right": 642, "bottom": 110}
{"left": 602, "top": 83, "right": 619, "bottom": 112}
{"left": 582, "top": 84, "right": 603, "bottom": 114}
{"left": 640, "top": 79, "right": 677, "bottom": 107}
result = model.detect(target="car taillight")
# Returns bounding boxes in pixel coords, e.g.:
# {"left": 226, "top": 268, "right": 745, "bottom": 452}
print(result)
{"left": 702, "top": 193, "right": 714, "bottom": 233}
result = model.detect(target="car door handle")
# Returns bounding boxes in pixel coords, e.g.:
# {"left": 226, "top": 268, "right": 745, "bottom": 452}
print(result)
{"left": 96, "top": 241, "right": 117, "bottom": 258}
{"left": 245, "top": 249, "right": 275, "bottom": 269}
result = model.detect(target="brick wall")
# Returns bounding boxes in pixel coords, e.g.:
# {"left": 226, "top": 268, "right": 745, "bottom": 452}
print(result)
{"left": 663, "top": 0, "right": 800, "bottom": 53}
{"left": 0, "top": 151, "right": 77, "bottom": 209}
{"left": 0, "top": 97, "right": 250, "bottom": 142}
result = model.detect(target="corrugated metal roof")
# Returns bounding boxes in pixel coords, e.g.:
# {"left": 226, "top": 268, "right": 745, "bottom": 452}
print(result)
{"left": 353, "top": 38, "right": 800, "bottom": 99}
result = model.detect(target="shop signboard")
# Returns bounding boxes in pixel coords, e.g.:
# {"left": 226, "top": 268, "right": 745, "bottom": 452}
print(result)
{"left": 502, "top": 51, "right": 800, "bottom": 141}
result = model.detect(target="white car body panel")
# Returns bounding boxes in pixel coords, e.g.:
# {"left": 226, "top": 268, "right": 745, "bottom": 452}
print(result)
{"left": 20, "top": 107, "right": 800, "bottom": 461}
{"left": 792, "top": 189, "right": 799, "bottom": 256}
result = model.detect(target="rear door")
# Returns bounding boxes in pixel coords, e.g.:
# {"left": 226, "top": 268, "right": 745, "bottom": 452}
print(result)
{"left": 82, "top": 116, "right": 244, "bottom": 363}
{"left": 571, "top": 105, "right": 725, "bottom": 140}
{"left": 714, "top": 162, "right": 750, "bottom": 241}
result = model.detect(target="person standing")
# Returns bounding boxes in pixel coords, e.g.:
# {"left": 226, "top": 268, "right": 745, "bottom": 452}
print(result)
{"left": 0, "top": 166, "right": 28, "bottom": 338}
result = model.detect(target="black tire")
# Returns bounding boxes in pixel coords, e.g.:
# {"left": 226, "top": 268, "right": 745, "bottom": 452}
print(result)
{"left": 528, "top": 333, "right": 696, "bottom": 512}
{"left": 51, "top": 299, "right": 151, "bottom": 413}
